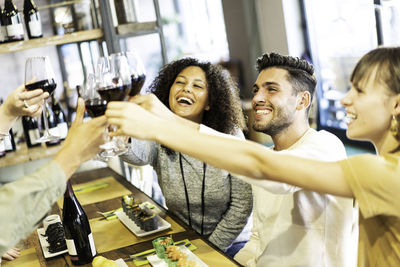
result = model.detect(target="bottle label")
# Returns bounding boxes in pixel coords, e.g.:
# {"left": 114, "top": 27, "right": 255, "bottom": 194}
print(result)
{"left": 65, "top": 238, "right": 77, "bottom": 256}
{"left": 4, "top": 135, "right": 12, "bottom": 151}
{"left": 28, "top": 129, "right": 40, "bottom": 144}
{"left": 0, "top": 26, "right": 7, "bottom": 42}
{"left": 57, "top": 122, "right": 68, "bottom": 139}
{"left": 48, "top": 126, "right": 60, "bottom": 137}
{"left": 88, "top": 233, "right": 96, "bottom": 256}
{"left": 0, "top": 140, "right": 5, "bottom": 152}
{"left": 28, "top": 20, "right": 42, "bottom": 37}
{"left": 6, "top": 23, "right": 24, "bottom": 38}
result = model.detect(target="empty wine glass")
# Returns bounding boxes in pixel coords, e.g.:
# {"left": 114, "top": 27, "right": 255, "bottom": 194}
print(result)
{"left": 25, "top": 56, "right": 60, "bottom": 143}
{"left": 123, "top": 50, "right": 146, "bottom": 96}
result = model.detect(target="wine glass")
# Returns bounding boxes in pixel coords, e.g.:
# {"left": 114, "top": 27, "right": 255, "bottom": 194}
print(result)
{"left": 123, "top": 50, "right": 146, "bottom": 97}
{"left": 25, "top": 56, "right": 60, "bottom": 143}
{"left": 97, "top": 53, "right": 132, "bottom": 156}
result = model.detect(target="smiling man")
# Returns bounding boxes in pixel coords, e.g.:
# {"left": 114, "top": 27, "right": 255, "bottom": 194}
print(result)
{"left": 233, "top": 53, "right": 358, "bottom": 267}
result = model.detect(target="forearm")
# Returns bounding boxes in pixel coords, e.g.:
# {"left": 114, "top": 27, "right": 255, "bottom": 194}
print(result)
{"left": 53, "top": 146, "right": 84, "bottom": 179}
{"left": 0, "top": 161, "right": 66, "bottom": 255}
{"left": 155, "top": 121, "right": 353, "bottom": 197}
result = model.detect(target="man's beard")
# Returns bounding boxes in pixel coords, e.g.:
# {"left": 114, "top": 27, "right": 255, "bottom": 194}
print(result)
{"left": 252, "top": 107, "right": 294, "bottom": 136}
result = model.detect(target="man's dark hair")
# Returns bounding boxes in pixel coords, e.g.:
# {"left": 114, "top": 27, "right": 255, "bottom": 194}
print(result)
{"left": 256, "top": 53, "right": 316, "bottom": 111}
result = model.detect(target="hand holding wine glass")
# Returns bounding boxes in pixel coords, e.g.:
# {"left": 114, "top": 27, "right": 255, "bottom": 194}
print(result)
{"left": 24, "top": 56, "right": 59, "bottom": 143}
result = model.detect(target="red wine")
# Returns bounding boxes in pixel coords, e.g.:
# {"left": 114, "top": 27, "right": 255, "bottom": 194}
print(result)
{"left": 129, "top": 74, "right": 146, "bottom": 96}
{"left": 25, "top": 79, "right": 57, "bottom": 95}
{"left": 23, "top": 0, "right": 42, "bottom": 39}
{"left": 85, "top": 99, "right": 107, "bottom": 118}
{"left": 62, "top": 181, "right": 97, "bottom": 265}
{"left": 4, "top": 0, "right": 24, "bottom": 41}
{"left": 97, "top": 84, "right": 130, "bottom": 102}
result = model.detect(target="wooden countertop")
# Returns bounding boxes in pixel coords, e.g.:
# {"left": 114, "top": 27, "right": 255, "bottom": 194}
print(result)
{"left": 0, "top": 142, "right": 63, "bottom": 168}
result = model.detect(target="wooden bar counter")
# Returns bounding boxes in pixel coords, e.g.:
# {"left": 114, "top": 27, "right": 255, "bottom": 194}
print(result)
{"left": 2, "top": 167, "right": 240, "bottom": 267}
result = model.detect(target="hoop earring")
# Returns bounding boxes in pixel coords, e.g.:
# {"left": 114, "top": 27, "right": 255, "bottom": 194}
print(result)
{"left": 390, "top": 115, "right": 399, "bottom": 137}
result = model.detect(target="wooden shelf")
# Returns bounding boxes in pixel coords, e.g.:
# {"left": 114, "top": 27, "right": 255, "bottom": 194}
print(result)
{"left": 0, "top": 29, "right": 104, "bottom": 54}
{"left": 116, "top": 21, "right": 157, "bottom": 36}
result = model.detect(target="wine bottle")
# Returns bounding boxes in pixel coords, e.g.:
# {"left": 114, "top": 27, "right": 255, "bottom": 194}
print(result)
{"left": 62, "top": 180, "right": 97, "bottom": 265}
{"left": 22, "top": 116, "right": 40, "bottom": 147}
{"left": 41, "top": 101, "right": 61, "bottom": 146}
{"left": 0, "top": 139, "right": 6, "bottom": 157}
{"left": 4, "top": 0, "right": 24, "bottom": 41}
{"left": 23, "top": 0, "right": 42, "bottom": 39}
{"left": 51, "top": 96, "right": 68, "bottom": 140}
{"left": 4, "top": 129, "right": 16, "bottom": 152}
{"left": 0, "top": 7, "right": 8, "bottom": 43}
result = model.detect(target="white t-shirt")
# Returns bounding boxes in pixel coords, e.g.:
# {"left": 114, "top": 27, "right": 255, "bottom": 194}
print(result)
{"left": 234, "top": 128, "right": 359, "bottom": 267}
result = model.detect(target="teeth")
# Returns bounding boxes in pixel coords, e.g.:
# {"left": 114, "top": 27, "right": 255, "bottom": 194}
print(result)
{"left": 344, "top": 113, "right": 357, "bottom": 123}
{"left": 256, "top": 110, "right": 271, "bottom": 114}
{"left": 177, "top": 97, "right": 193, "bottom": 105}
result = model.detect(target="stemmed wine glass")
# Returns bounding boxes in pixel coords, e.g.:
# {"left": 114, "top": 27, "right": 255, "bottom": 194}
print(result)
{"left": 123, "top": 50, "right": 146, "bottom": 97}
{"left": 25, "top": 56, "right": 60, "bottom": 143}
{"left": 96, "top": 53, "right": 132, "bottom": 156}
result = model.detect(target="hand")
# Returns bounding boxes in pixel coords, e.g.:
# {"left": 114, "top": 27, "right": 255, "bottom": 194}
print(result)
{"left": 1, "top": 247, "right": 20, "bottom": 261}
{"left": 3, "top": 84, "right": 49, "bottom": 118}
{"left": 55, "top": 98, "right": 107, "bottom": 178}
{"left": 129, "top": 94, "right": 175, "bottom": 120}
{"left": 106, "top": 101, "right": 160, "bottom": 140}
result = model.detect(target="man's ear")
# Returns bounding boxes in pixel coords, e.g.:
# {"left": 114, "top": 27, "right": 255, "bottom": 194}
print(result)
{"left": 296, "top": 91, "right": 311, "bottom": 111}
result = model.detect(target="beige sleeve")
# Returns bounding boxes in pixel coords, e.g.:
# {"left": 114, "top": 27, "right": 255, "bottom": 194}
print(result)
{"left": 340, "top": 153, "right": 400, "bottom": 218}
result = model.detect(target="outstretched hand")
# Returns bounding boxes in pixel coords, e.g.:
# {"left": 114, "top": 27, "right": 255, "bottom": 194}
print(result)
{"left": 106, "top": 99, "right": 161, "bottom": 141}
{"left": 55, "top": 98, "right": 107, "bottom": 178}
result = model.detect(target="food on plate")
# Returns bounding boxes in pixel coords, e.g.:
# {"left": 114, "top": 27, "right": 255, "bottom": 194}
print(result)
{"left": 43, "top": 222, "right": 67, "bottom": 253}
{"left": 92, "top": 255, "right": 117, "bottom": 267}
{"left": 153, "top": 236, "right": 174, "bottom": 258}
{"left": 121, "top": 195, "right": 158, "bottom": 231}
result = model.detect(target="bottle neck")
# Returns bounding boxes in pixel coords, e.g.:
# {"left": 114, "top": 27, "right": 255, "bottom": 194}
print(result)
{"left": 65, "top": 180, "right": 75, "bottom": 197}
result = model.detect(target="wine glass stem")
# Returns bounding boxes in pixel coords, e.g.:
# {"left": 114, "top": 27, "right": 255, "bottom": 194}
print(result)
{"left": 42, "top": 100, "right": 50, "bottom": 134}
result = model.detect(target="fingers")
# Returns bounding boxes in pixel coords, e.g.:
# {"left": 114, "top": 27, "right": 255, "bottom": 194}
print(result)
{"left": 72, "top": 98, "right": 85, "bottom": 126}
{"left": 2, "top": 248, "right": 20, "bottom": 261}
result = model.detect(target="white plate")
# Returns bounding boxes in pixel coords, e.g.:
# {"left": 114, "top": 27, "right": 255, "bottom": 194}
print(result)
{"left": 147, "top": 245, "right": 208, "bottom": 267}
{"left": 116, "top": 210, "right": 171, "bottom": 237}
{"left": 37, "top": 228, "right": 68, "bottom": 258}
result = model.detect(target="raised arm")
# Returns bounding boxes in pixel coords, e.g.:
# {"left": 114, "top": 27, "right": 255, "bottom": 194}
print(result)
{"left": 106, "top": 99, "right": 353, "bottom": 198}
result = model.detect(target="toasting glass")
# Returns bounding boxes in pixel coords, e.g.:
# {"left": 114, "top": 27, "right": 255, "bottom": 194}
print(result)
{"left": 25, "top": 56, "right": 60, "bottom": 143}
{"left": 96, "top": 53, "right": 132, "bottom": 156}
{"left": 123, "top": 50, "right": 146, "bottom": 96}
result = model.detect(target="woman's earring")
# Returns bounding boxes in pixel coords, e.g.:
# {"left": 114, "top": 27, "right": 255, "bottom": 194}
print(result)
{"left": 390, "top": 115, "right": 399, "bottom": 137}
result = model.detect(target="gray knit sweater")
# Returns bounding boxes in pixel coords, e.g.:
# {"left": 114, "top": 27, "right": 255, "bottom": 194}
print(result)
{"left": 120, "top": 134, "right": 252, "bottom": 250}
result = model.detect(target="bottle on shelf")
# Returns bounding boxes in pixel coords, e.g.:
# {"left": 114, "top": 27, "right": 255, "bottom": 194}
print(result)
{"left": 62, "top": 180, "right": 97, "bottom": 265}
{"left": 23, "top": 0, "right": 42, "bottom": 39}
{"left": 0, "top": 139, "right": 5, "bottom": 157}
{"left": 41, "top": 101, "right": 61, "bottom": 146}
{"left": 4, "top": 129, "right": 16, "bottom": 152}
{"left": 22, "top": 116, "right": 41, "bottom": 147}
{"left": 51, "top": 95, "right": 68, "bottom": 140}
{"left": 0, "top": 6, "right": 8, "bottom": 43}
{"left": 4, "top": 0, "right": 24, "bottom": 42}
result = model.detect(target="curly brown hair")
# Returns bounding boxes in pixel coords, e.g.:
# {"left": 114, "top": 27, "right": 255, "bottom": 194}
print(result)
{"left": 148, "top": 57, "right": 246, "bottom": 134}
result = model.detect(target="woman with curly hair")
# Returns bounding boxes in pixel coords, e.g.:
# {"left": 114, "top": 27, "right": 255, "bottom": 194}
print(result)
{"left": 120, "top": 57, "right": 252, "bottom": 253}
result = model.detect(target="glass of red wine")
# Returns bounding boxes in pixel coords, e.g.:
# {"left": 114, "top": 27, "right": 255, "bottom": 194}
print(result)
{"left": 25, "top": 56, "right": 60, "bottom": 143}
{"left": 96, "top": 53, "right": 132, "bottom": 156}
{"left": 123, "top": 50, "right": 146, "bottom": 97}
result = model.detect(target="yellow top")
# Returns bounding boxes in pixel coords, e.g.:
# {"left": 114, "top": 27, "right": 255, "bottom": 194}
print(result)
{"left": 340, "top": 152, "right": 400, "bottom": 267}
